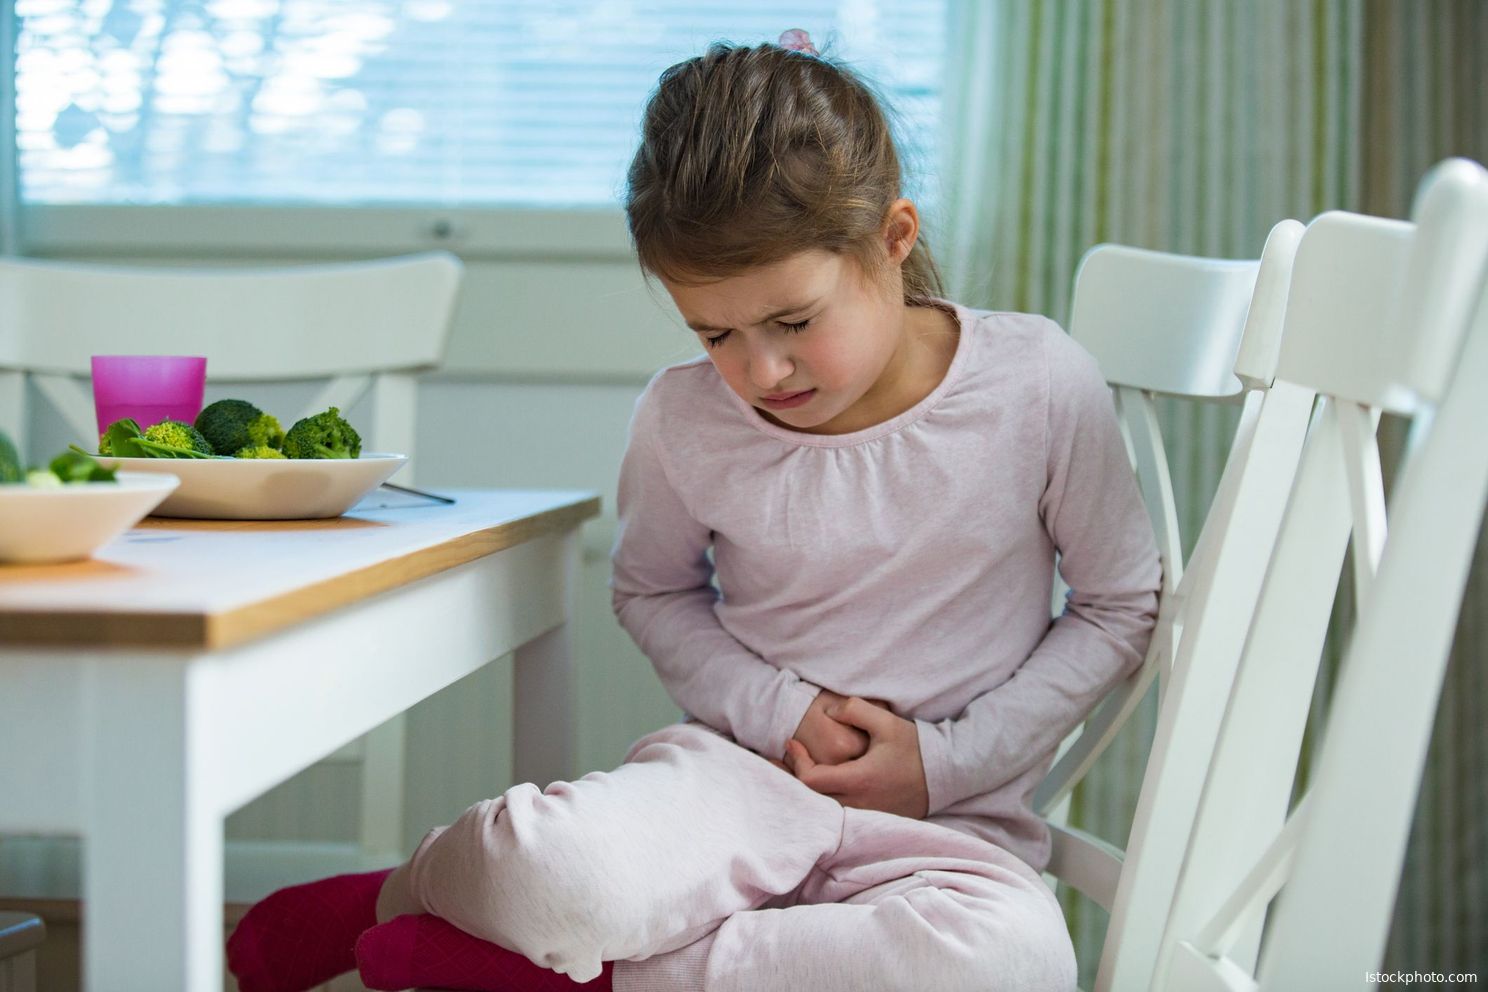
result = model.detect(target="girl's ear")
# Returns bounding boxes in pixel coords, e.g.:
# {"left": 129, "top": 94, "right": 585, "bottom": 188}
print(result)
{"left": 882, "top": 198, "right": 921, "bottom": 265}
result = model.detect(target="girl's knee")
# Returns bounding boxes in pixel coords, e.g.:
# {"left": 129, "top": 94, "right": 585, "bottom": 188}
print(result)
{"left": 971, "top": 899, "right": 1078, "bottom": 992}
{"left": 435, "top": 787, "right": 648, "bottom": 923}
{"left": 896, "top": 884, "right": 1076, "bottom": 992}
{"left": 930, "top": 926, "right": 1075, "bottom": 992}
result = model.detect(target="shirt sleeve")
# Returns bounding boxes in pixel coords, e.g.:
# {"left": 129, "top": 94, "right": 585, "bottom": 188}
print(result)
{"left": 914, "top": 325, "right": 1162, "bottom": 814}
{"left": 611, "top": 379, "right": 820, "bottom": 760}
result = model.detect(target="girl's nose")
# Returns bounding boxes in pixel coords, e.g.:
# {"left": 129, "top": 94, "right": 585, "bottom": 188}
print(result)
{"left": 747, "top": 340, "right": 795, "bottom": 390}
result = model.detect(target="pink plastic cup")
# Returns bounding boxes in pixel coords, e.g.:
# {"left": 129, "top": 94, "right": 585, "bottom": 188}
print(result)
{"left": 91, "top": 355, "right": 208, "bottom": 437}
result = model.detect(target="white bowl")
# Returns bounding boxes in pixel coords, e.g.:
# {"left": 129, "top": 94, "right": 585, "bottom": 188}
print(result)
{"left": 95, "top": 453, "right": 408, "bottom": 520}
{"left": 0, "top": 472, "right": 181, "bottom": 564}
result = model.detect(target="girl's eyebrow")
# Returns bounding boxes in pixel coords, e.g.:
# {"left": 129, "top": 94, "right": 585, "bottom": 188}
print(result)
{"left": 686, "top": 300, "right": 820, "bottom": 333}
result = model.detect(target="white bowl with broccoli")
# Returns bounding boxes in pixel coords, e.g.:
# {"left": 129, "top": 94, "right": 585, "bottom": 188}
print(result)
{"left": 98, "top": 452, "right": 407, "bottom": 519}
{"left": 86, "top": 401, "right": 408, "bottom": 519}
{"left": 0, "top": 471, "right": 180, "bottom": 564}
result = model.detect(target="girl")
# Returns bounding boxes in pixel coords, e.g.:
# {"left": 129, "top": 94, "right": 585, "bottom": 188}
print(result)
{"left": 229, "top": 31, "right": 1159, "bottom": 992}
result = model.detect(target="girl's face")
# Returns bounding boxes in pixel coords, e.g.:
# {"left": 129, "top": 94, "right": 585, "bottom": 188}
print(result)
{"left": 661, "top": 249, "right": 913, "bottom": 435}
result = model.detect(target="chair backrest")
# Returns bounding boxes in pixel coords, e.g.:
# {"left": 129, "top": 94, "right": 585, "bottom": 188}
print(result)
{"left": 1066, "top": 235, "right": 1298, "bottom": 599}
{"left": 1039, "top": 220, "right": 1320, "bottom": 991}
{"left": 0, "top": 251, "right": 462, "bottom": 482}
{"left": 1152, "top": 157, "right": 1488, "bottom": 992}
{"left": 1094, "top": 224, "right": 1324, "bottom": 992}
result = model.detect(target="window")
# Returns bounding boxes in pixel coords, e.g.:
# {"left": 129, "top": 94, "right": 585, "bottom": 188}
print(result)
{"left": 15, "top": 1, "right": 947, "bottom": 208}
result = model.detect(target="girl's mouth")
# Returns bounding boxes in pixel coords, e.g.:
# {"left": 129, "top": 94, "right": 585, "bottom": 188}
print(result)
{"left": 759, "top": 389, "right": 815, "bottom": 410}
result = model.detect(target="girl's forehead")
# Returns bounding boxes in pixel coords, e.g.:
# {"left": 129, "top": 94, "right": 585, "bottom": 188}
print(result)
{"left": 666, "top": 249, "right": 851, "bottom": 300}
{"left": 663, "top": 251, "right": 849, "bottom": 320}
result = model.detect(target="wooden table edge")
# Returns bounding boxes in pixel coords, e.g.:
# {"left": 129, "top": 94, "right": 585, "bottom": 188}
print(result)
{"left": 0, "top": 495, "right": 601, "bottom": 652}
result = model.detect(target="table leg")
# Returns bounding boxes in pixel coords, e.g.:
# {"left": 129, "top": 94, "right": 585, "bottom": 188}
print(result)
{"left": 511, "top": 531, "right": 579, "bottom": 788}
{"left": 513, "top": 620, "right": 578, "bottom": 789}
{"left": 82, "top": 657, "right": 223, "bottom": 992}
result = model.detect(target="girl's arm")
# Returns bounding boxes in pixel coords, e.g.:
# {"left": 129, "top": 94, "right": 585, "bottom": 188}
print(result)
{"left": 914, "top": 330, "right": 1162, "bottom": 814}
{"left": 612, "top": 387, "right": 820, "bottom": 760}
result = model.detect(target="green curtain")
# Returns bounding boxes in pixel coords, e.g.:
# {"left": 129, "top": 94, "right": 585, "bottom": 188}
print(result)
{"left": 936, "top": 0, "right": 1487, "bottom": 985}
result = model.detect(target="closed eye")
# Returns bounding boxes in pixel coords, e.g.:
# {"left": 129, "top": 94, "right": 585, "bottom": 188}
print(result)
{"left": 701, "top": 317, "right": 808, "bottom": 348}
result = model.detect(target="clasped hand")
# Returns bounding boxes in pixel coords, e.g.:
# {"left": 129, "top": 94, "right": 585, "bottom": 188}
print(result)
{"left": 776, "top": 688, "right": 929, "bottom": 819}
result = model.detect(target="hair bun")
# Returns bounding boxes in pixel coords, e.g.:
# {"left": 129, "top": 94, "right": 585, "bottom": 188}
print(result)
{"left": 777, "top": 28, "right": 818, "bottom": 55}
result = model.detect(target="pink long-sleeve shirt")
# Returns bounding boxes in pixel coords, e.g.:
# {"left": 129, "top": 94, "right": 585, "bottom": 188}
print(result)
{"left": 611, "top": 302, "right": 1161, "bottom": 871}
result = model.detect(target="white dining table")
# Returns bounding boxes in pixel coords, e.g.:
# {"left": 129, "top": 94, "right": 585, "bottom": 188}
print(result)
{"left": 0, "top": 488, "right": 600, "bottom": 991}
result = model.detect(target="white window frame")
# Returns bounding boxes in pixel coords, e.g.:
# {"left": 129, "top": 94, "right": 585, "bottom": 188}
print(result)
{"left": 19, "top": 202, "right": 636, "bottom": 262}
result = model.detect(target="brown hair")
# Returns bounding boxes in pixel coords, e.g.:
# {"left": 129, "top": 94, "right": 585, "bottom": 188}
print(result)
{"left": 624, "top": 41, "right": 943, "bottom": 303}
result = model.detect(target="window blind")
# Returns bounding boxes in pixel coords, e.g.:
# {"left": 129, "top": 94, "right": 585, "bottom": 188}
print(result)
{"left": 14, "top": 0, "right": 946, "bottom": 208}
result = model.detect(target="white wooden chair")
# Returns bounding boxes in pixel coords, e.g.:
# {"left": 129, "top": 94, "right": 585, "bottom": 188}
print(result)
{"left": 0, "top": 251, "right": 463, "bottom": 862}
{"left": 1036, "top": 218, "right": 1320, "bottom": 992}
{"left": 1150, "top": 158, "right": 1488, "bottom": 992}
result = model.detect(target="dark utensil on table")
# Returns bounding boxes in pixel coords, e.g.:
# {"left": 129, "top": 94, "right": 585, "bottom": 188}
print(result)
{"left": 379, "top": 481, "right": 456, "bottom": 504}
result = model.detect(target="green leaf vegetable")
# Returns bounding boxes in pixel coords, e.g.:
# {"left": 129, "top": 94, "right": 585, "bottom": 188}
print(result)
{"left": 194, "top": 399, "right": 284, "bottom": 456}
{"left": 2, "top": 426, "right": 117, "bottom": 486}
{"left": 96, "top": 418, "right": 218, "bottom": 459}
{"left": 282, "top": 406, "right": 362, "bottom": 460}
{"left": 0, "top": 429, "right": 22, "bottom": 484}
{"left": 48, "top": 449, "right": 117, "bottom": 483}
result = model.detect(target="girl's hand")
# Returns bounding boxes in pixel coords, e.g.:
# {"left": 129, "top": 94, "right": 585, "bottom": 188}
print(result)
{"left": 784, "top": 696, "right": 930, "bottom": 819}
{"left": 789, "top": 688, "right": 870, "bottom": 766}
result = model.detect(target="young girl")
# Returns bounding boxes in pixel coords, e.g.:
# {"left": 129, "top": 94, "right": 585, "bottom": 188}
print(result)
{"left": 229, "top": 31, "right": 1159, "bottom": 992}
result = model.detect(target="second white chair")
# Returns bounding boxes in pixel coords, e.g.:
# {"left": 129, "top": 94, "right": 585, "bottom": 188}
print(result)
{"left": 1150, "top": 158, "right": 1488, "bottom": 992}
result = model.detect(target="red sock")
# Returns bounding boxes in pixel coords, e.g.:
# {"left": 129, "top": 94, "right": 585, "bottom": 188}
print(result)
{"left": 226, "top": 868, "right": 394, "bottom": 992}
{"left": 355, "top": 913, "right": 614, "bottom": 992}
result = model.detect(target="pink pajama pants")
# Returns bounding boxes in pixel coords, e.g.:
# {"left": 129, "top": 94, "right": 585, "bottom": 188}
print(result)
{"left": 377, "top": 722, "right": 1077, "bottom": 992}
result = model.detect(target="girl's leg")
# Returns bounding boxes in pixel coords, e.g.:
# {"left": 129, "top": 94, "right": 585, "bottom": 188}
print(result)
{"left": 613, "top": 808, "right": 1077, "bottom": 992}
{"left": 379, "top": 721, "right": 849, "bottom": 984}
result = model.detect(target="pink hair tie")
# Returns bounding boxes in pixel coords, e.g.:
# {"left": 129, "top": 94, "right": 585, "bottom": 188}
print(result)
{"left": 778, "top": 28, "right": 818, "bottom": 56}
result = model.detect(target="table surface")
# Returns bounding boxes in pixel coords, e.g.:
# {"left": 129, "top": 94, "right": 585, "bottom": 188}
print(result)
{"left": 0, "top": 488, "right": 601, "bottom": 651}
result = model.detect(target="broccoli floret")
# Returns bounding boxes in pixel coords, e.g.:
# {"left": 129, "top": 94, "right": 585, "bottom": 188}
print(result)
{"left": 282, "top": 407, "right": 361, "bottom": 459}
{"left": 234, "top": 444, "right": 286, "bottom": 459}
{"left": 142, "top": 419, "right": 215, "bottom": 456}
{"left": 0, "top": 429, "right": 22, "bottom": 483}
{"left": 98, "top": 431, "right": 113, "bottom": 456}
{"left": 247, "top": 413, "right": 285, "bottom": 448}
{"left": 195, "top": 399, "right": 284, "bottom": 455}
